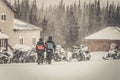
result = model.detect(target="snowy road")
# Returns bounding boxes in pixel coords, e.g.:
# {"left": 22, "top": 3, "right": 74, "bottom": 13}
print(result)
{"left": 0, "top": 60, "right": 120, "bottom": 80}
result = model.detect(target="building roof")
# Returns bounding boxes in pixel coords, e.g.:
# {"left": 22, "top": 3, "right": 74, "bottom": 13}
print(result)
{"left": 14, "top": 19, "right": 41, "bottom": 31}
{"left": 85, "top": 27, "right": 120, "bottom": 40}
{"left": 3, "top": 0, "right": 16, "bottom": 12}
{"left": 0, "top": 32, "right": 9, "bottom": 39}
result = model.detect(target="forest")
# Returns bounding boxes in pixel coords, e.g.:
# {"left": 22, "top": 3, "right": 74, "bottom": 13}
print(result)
{"left": 13, "top": 0, "right": 120, "bottom": 49}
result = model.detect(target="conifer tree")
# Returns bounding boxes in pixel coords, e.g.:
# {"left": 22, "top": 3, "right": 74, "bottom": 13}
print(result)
{"left": 14, "top": 0, "right": 21, "bottom": 19}
{"left": 29, "top": 0, "right": 38, "bottom": 25}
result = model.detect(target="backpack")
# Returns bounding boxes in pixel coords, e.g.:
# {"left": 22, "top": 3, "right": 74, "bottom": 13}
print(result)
{"left": 37, "top": 43, "right": 45, "bottom": 51}
{"left": 47, "top": 43, "right": 54, "bottom": 50}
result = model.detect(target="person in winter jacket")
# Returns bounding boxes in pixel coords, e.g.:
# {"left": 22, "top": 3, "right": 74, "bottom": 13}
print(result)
{"left": 36, "top": 37, "right": 46, "bottom": 64}
{"left": 46, "top": 36, "right": 56, "bottom": 64}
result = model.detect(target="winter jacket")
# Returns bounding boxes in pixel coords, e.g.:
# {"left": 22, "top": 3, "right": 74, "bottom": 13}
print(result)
{"left": 46, "top": 40, "right": 56, "bottom": 50}
{"left": 36, "top": 41, "right": 46, "bottom": 53}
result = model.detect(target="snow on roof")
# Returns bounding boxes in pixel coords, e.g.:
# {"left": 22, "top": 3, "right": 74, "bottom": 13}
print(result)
{"left": 3, "top": 0, "right": 16, "bottom": 12}
{"left": 85, "top": 27, "right": 120, "bottom": 40}
{"left": 14, "top": 19, "right": 41, "bottom": 31}
{"left": 14, "top": 44, "right": 31, "bottom": 51}
{"left": 0, "top": 32, "right": 9, "bottom": 39}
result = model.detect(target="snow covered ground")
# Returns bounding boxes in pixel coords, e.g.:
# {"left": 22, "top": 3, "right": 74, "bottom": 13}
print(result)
{"left": 0, "top": 52, "right": 120, "bottom": 80}
{"left": 90, "top": 52, "right": 107, "bottom": 61}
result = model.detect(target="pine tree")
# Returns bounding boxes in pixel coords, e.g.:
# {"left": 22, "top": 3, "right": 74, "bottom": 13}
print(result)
{"left": 104, "top": 0, "right": 109, "bottom": 25}
{"left": 14, "top": 0, "right": 21, "bottom": 19}
{"left": 95, "top": 0, "right": 101, "bottom": 22}
{"left": 67, "top": 5, "right": 79, "bottom": 47}
{"left": 114, "top": 4, "right": 120, "bottom": 26}
{"left": 80, "top": 1, "right": 89, "bottom": 44}
{"left": 88, "top": 2, "right": 96, "bottom": 34}
{"left": 77, "top": 0, "right": 82, "bottom": 44}
{"left": 107, "top": 2, "right": 116, "bottom": 26}
{"left": 20, "top": 0, "right": 30, "bottom": 22}
{"left": 41, "top": 17, "right": 48, "bottom": 37}
{"left": 29, "top": 0, "right": 38, "bottom": 26}
{"left": 94, "top": 0, "right": 102, "bottom": 31}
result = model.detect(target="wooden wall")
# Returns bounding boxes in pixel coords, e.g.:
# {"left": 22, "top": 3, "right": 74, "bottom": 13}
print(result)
{"left": 87, "top": 40, "right": 120, "bottom": 52}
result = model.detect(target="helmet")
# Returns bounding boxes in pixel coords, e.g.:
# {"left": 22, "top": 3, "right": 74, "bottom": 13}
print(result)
{"left": 39, "top": 37, "right": 43, "bottom": 41}
{"left": 48, "top": 36, "right": 52, "bottom": 39}
{"left": 49, "top": 36, "right": 52, "bottom": 39}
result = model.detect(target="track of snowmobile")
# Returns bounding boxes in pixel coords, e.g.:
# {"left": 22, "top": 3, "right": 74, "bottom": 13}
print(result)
{"left": 0, "top": 59, "right": 120, "bottom": 80}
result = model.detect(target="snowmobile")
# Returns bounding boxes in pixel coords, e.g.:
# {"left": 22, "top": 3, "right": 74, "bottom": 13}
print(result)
{"left": 53, "top": 52, "right": 61, "bottom": 61}
{"left": 0, "top": 51, "right": 10, "bottom": 64}
{"left": 12, "top": 49, "right": 25, "bottom": 63}
{"left": 103, "top": 49, "right": 120, "bottom": 60}
{"left": 79, "top": 45, "right": 91, "bottom": 61}
{"left": 22, "top": 49, "right": 36, "bottom": 63}
{"left": 53, "top": 48, "right": 67, "bottom": 62}
{"left": 70, "top": 46, "right": 91, "bottom": 61}
{"left": 82, "top": 51, "right": 91, "bottom": 61}
{"left": 70, "top": 46, "right": 82, "bottom": 61}
{"left": 71, "top": 52, "right": 84, "bottom": 61}
{"left": 71, "top": 50, "right": 91, "bottom": 61}
{"left": 70, "top": 47, "right": 84, "bottom": 61}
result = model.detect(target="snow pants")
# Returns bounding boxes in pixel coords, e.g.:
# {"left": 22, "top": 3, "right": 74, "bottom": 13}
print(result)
{"left": 46, "top": 49, "right": 53, "bottom": 64}
{"left": 37, "top": 51, "right": 44, "bottom": 64}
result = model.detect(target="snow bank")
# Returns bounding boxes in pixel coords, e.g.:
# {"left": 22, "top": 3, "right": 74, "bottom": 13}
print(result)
{"left": 90, "top": 52, "right": 108, "bottom": 61}
{"left": 14, "top": 44, "right": 31, "bottom": 51}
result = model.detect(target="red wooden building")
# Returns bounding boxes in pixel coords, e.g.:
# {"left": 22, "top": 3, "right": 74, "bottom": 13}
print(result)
{"left": 85, "top": 27, "right": 120, "bottom": 52}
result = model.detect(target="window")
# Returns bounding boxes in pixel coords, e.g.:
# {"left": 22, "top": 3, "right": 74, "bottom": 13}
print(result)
{"left": 0, "top": 39, "right": 7, "bottom": 51}
{"left": 32, "top": 37, "right": 36, "bottom": 46}
{"left": 19, "top": 37, "right": 24, "bottom": 45}
{"left": 1, "top": 13, "right": 7, "bottom": 22}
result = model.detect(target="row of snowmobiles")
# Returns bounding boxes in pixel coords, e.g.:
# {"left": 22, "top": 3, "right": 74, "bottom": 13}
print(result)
{"left": 53, "top": 45, "right": 91, "bottom": 62}
{"left": 0, "top": 48, "right": 37, "bottom": 64}
{"left": 31, "top": 45, "right": 91, "bottom": 64}
{"left": 0, "top": 45, "right": 91, "bottom": 64}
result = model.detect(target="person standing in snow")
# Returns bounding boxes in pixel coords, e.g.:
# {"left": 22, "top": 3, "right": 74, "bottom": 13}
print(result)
{"left": 36, "top": 37, "right": 46, "bottom": 65}
{"left": 46, "top": 36, "right": 56, "bottom": 64}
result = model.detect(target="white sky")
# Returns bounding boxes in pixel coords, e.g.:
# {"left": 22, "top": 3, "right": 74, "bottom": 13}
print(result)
{"left": 10, "top": 0, "right": 120, "bottom": 9}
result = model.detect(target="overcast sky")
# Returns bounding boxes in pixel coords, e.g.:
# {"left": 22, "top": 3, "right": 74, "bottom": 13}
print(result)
{"left": 10, "top": 0, "right": 120, "bottom": 9}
